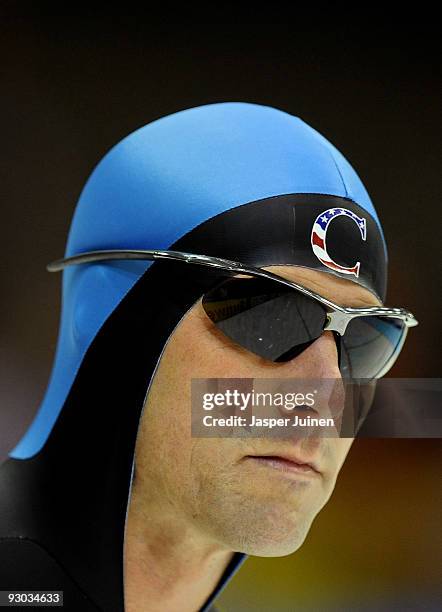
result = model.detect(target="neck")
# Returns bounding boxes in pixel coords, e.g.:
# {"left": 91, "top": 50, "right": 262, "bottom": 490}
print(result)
{"left": 124, "top": 481, "right": 234, "bottom": 612}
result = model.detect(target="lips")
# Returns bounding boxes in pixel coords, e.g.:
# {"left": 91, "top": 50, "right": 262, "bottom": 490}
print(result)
{"left": 244, "top": 452, "right": 322, "bottom": 475}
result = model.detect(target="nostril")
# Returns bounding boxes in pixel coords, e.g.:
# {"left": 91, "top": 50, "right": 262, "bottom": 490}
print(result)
{"left": 277, "top": 402, "right": 319, "bottom": 418}
{"left": 293, "top": 404, "right": 319, "bottom": 416}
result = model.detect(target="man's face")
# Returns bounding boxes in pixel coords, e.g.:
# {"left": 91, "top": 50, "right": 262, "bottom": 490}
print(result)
{"left": 132, "top": 266, "right": 381, "bottom": 556}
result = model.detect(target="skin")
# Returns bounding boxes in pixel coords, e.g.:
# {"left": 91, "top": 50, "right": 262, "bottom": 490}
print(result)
{"left": 124, "top": 266, "right": 382, "bottom": 612}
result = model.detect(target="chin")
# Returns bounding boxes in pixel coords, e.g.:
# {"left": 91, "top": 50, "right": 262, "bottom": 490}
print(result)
{"left": 224, "top": 511, "right": 314, "bottom": 558}
{"left": 241, "top": 529, "right": 310, "bottom": 557}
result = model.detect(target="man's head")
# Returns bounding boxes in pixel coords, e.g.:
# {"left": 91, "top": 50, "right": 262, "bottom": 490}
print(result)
{"left": 131, "top": 265, "right": 382, "bottom": 557}
{"left": 10, "top": 102, "right": 389, "bottom": 460}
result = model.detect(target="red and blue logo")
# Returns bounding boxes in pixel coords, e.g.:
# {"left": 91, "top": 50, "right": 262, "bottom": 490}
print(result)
{"left": 311, "top": 207, "right": 366, "bottom": 277}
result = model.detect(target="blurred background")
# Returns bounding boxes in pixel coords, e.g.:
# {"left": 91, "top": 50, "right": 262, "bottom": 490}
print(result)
{"left": 0, "top": 16, "right": 440, "bottom": 611}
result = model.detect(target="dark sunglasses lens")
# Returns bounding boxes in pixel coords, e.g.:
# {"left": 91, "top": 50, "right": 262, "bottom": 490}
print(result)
{"left": 202, "top": 277, "right": 327, "bottom": 362}
{"left": 340, "top": 316, "right": 406, "bottom": 379}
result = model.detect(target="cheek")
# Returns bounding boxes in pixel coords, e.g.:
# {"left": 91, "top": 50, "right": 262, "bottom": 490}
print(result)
{"left": 133, "top": 361, "right": 190, "bottom": 493}
{"left": 134, "top": 315, "right": 213, "bottom": 497}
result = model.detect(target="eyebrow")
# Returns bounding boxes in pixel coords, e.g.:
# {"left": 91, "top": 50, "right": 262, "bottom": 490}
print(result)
{"left": 269, "top": 274, "right": 382, "bottom": 308}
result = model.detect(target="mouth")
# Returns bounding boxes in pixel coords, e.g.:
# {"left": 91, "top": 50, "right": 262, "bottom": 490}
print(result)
{"left": 242, "top": 453, "right": 322, "bottom": 477}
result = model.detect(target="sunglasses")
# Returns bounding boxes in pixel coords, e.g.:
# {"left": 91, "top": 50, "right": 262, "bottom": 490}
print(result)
{"left": 48, "top": 249, "right": 418, "bottom": 380}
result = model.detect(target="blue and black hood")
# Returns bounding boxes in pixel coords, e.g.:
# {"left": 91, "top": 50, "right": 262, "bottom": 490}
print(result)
{"left": 0, "top": 102, "right": 388, "bottom": 611}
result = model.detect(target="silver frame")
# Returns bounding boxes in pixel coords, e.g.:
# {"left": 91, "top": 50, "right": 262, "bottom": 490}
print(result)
{"left": 48, "top": 248, "right": 418, "bottom": 377}
{"left": 48, "top": 248, "right": 418, "bottom": 334}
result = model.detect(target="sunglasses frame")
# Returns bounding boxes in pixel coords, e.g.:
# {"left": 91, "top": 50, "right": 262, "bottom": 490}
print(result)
{"left": 48, "top": 249, "right": 418, "bottom": 377}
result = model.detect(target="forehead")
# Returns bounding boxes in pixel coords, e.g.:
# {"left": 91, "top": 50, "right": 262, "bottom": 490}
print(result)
{"left": 262, "top": 265, "right": 382, "bottom": 307}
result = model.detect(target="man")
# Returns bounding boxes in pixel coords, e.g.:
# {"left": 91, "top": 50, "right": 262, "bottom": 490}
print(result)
{"left": 0, "top": 103, "right": 417, "bottom": 611}
{"left": 124, "top": 266, "right": 384, "bottom": 612}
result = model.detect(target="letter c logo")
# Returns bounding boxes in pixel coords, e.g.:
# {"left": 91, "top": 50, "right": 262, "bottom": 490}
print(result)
{"left": 311, "top": 207, "right": 366, "bottom": 277}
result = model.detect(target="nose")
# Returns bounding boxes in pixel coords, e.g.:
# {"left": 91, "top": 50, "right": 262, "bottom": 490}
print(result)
{"left": 273, "top": 331, "right": 344, "bottom": 430}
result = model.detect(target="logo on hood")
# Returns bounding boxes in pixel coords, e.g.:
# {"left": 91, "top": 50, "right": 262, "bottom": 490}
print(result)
{"left": 310, "top": 207, "right": 367, "bottom": 277}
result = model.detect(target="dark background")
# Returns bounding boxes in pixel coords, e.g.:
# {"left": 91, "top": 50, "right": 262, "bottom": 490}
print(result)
{"left": 0, "top": 18, "right": 440, "bottom": 610}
